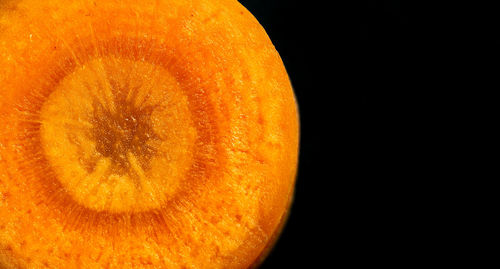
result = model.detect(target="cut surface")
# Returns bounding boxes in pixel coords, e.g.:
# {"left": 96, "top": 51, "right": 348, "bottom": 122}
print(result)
{"left": 40, "top": 56, "right": 195, "bottom": 212}
{"left": 0, "top": 0, "right": 299, "bottom": 268}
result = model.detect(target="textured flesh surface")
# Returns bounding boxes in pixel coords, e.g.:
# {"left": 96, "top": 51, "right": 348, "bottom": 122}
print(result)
{"left": 0, "top": 0, "right": 299, "bottom": 268}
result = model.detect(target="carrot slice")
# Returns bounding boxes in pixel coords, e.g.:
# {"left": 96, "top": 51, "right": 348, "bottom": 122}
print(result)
{"left": 0, "top": 0, "right": 298, "bottom": 268}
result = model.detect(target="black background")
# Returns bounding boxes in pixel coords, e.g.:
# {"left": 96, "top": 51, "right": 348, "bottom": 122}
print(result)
{"left": 237, "top": 0, "right": 412, "bottom": 267}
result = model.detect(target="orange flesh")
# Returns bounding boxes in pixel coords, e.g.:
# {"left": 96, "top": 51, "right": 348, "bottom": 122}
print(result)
{"left": 0, "top": 0, "right": 299, "bottom": 268}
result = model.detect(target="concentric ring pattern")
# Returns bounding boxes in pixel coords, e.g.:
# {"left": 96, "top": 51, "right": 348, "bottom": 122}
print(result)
{"left": 0, "top": 0, "right": 298, "bottom": 268}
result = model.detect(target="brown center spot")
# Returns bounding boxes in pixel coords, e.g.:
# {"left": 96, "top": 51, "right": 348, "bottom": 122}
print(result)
{"left": 89, "top": 81, "right": 160, "bottom": 176}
